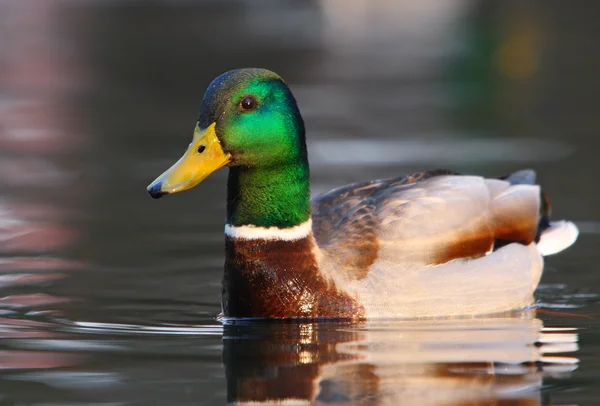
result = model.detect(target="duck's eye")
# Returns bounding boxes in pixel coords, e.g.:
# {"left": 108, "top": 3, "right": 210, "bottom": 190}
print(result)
{"left": 240, "top": 96, "right": 257, "bottom": 111}
{"left": 197, "top": 145, "right": 206, "bottom": 154}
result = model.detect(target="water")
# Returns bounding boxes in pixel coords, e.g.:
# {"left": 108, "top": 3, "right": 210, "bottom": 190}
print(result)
{"left": 1, "top": 1, "right": 599, "bottom": 404}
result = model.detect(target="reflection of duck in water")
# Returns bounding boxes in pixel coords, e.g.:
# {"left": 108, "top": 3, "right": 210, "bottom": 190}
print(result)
{"left": 148, "top": 68, "right": 578, "bottom": 319}
{"left": 223, "top": 313, "right": 578, "bottom": 405}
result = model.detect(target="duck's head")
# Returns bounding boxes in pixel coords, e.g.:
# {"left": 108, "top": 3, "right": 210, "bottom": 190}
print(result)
{"left": 147, "top": 68, "right": 305, "bottom": 199}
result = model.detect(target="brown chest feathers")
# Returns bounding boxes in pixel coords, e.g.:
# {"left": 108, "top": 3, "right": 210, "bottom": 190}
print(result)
{"left": 223, "top": 236, "right": 363, "bottom": 319}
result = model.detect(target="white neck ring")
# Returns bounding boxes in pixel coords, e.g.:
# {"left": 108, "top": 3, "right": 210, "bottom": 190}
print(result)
{"left": 225, "top": 219, "right": 312, "bottom": 241}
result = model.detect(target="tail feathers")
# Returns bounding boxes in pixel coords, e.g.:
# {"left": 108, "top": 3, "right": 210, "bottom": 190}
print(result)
{"left": 495, "top": 170, "right": 577, "bottom": 256}
{"left": 537, "top": 221, "right": 579, "bottom": 256}
{"left": 503, "top": 169, "right": 537, "bottom": 185}
{"left": 500, "top": 169, "right": 557, "bottom": 244}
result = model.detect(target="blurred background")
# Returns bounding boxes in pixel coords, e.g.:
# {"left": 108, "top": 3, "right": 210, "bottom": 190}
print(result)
{"left": 0, "top": 1, "right": 598, "bottom": 405}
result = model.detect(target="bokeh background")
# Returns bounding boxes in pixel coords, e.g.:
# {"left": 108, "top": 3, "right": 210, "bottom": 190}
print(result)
{"left": 0, "top": 1, "right": 598, "bottom": 405}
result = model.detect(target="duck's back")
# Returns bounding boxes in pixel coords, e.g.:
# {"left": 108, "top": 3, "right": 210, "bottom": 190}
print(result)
{"left": 311, "top": 170, "right": 577, "bottom": 318}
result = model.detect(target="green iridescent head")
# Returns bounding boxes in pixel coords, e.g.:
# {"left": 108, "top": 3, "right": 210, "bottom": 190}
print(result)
{"left": 147, "top": 68, "right": 307, "bottom": 198}
{"left": 147, "top": 68, "right": 311, "bottom": 229}
{"left": 199, "top": 68, "right": 307, "bottom": 168}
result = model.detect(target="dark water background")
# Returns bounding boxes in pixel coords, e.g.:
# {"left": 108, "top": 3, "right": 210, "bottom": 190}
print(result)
{"left": 1, "top": 1, "right": 599, "bottom": 405}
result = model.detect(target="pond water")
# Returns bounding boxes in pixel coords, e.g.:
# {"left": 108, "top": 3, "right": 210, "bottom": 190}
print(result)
{"left": 1, "top": 1, "right": 599, "bottom": 405}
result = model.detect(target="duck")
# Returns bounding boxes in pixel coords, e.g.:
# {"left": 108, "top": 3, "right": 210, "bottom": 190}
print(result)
{"left": 147, "top": 68, "right": 578, "bottom": 320}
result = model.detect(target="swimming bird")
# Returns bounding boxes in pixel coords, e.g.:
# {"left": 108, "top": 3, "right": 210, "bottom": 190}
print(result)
{"left": 147, "top": 68, "right": 578, "bottom": 319}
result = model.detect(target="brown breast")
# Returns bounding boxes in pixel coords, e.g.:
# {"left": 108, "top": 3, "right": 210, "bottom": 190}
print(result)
{"left": 223, "top": 235, "right": 364, "bottom": 319}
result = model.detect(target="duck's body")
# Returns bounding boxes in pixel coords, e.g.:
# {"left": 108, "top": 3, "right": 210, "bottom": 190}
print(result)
{"left": 222, "top": 170, "right": 575, "bottom": 319}
{"left": 148, "top": 68, "right": 578, "bottom": 319}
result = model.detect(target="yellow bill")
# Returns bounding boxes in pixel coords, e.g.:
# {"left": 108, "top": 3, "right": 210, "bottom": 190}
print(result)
{"left": 147, "top": 123, "right": 231, "bottom": 199}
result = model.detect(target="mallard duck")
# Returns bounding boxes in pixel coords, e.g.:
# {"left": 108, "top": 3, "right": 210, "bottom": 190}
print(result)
{"left": 147, "top": 68, "right": 578, "bottom": 319}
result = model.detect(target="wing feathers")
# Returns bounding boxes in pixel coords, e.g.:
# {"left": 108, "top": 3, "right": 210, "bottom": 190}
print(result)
{"left": 312, "top": 172, "right": 571, "bottom": 281}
